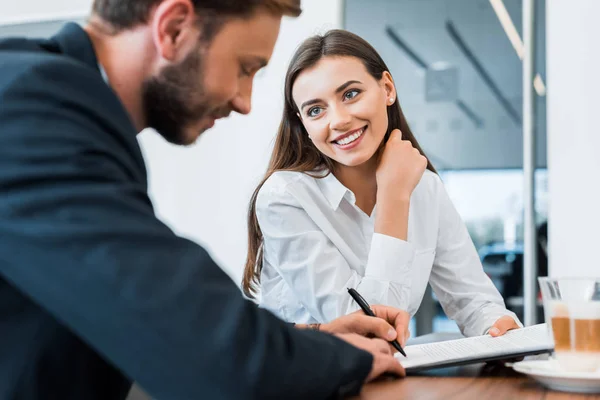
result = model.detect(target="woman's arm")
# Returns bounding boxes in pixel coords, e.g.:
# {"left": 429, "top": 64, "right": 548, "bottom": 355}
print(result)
{"left": 257, "top": 181, "right": 415, "bottom": 323}
{"left": 428, "top": 174, "right": 522, "bottom": 337}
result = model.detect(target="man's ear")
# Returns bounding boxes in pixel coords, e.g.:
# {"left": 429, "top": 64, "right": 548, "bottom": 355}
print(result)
{"left": 151, "top": 0, "right": 198, "bottom": 62}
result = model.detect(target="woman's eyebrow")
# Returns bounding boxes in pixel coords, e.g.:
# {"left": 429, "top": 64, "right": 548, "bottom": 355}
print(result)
{"left": 300, "top": 80, "right": 363, "bottom": 111}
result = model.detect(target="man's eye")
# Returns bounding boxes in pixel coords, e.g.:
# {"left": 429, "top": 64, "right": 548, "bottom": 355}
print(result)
{"left": 307, "top": 106, "right": 322, "bottom": 117}
{"left": 240, "top": 65, "right": 252, "bottom": 77}
{"left": 344, "top": 89, "right": 361, "bottom": 100}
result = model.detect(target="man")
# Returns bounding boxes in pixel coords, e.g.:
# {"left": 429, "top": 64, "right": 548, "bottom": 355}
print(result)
{"left": 0, "top": 1, "right": 409, "bottom": 399}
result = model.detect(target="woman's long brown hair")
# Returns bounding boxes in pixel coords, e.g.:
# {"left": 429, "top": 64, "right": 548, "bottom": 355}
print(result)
{"left": 242, "top": 29, "right": 436, "bottom": 298}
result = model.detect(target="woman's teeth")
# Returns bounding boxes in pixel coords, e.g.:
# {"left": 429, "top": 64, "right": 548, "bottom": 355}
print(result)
{"left": 336, "top": 127, "right": 365, "bottom": 145}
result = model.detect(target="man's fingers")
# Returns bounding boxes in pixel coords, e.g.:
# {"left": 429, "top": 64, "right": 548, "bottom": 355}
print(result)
{"left": 353, "top": 335, "right": 406, "bottom": 383}
{"left": 373, "top": 317, "right": 398, "bottom": 341}
{"left": 366, "top": 353, "right": 405, "bottom": 382}
{"left": 350, "top": 315, "right": 397, "bottom": 341}
{"left": 370, "top": 304, "right": 410, "bottom": 343}
{"left": 386, "top": 357, "right": 406, "bottom": 377}
{"left": 401, "top": 328, "right": 411, "bottom": 347}
{"left": 373, "top": 354, "right": 405, "bottom": 379}
{"left": 370, "top": 304, "right": 395, "bottom": 321}
{"left": 373, "top": 338, "right": 392, "bottom": 355}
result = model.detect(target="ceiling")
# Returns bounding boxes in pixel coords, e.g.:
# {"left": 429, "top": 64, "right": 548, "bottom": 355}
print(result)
{"left": 344, "top": 0, "right": 547, "bottom": 170}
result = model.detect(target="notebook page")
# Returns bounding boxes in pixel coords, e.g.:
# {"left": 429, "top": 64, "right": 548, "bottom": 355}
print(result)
{"left": 397, "top": 323, "right": 552, "bottom": 370}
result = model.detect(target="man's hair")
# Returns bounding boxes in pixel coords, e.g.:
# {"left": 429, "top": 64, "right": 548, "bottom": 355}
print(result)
{"left": 91, "top": 0, "right": 302, "bottom": 33}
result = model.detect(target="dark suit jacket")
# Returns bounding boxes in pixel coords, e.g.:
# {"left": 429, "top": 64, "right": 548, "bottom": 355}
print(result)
{"left": 0, "top": 23, "right": 371, "bottom": 400}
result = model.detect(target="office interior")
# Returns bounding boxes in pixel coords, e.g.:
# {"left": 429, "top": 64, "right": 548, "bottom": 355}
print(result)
{"left": 1, "top": 0, "right": 598, "bottom": 397}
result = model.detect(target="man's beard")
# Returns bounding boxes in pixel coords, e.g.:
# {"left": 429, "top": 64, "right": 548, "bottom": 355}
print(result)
{"left": 142, "top": 47, "right": 214, "bottom": 145}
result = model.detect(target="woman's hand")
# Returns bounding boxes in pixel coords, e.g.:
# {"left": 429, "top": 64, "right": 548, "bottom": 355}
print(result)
{"left": 375, "top": 129, "right": 428, "bottom": 202}
{"left": 374, "top": 129, "right": 427, "bottom": 240}
{"left": 485, "top": 316, "right": 523, "bottom": 365}
{"left": 489, "top": 316, "right": 521, "bottom": 337}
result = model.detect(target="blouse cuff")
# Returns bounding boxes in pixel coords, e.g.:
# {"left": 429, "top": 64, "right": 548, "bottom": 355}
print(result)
{"left": 364, "top": 233, "right": 415, "bottom": 282}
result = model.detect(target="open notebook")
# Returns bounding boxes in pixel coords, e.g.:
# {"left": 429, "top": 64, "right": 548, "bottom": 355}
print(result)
{"left": 397, "top": 323, "right": 553, "bottom": 372}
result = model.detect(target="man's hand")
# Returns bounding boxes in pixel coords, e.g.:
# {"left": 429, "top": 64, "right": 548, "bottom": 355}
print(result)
{"left": 336, "top": 333, "right": 405, "bottom": 382}
{"left": 320, "top": 305, "right": 411, "bottom": 347}
{"left": 489, "top": 316, "right": 520, "bottom": 337}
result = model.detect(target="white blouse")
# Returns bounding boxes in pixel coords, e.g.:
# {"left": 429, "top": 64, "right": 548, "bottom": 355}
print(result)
{"left": 256, "top": 169, "right": 520, "bottom": 337}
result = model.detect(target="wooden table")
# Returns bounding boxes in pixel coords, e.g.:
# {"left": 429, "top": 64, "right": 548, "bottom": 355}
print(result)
{"left": 353, "top": 362, "right": 600, "bottom": 399}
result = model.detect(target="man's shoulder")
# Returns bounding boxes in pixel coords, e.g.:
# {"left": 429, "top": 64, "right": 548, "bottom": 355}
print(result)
{"left": 0, "top": 36, "right": 45, "bottom": 53}
{"left": 0, "top": 48, "right": 136, "bottom": 145}
{"left": 0, "top": 47, "right": 143, "bottom": 176}
{"left": 0, "top": 48, "right": 108, "bottom": 100}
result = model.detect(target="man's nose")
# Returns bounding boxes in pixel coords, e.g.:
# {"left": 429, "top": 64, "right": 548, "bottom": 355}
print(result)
{"left": 230, "top": 80, "right": 253, "bottom": 115}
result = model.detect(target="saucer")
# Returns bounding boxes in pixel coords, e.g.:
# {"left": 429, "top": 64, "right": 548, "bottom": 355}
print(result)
{"left": 512, "top": 359, "right": 600, "bottom": 394}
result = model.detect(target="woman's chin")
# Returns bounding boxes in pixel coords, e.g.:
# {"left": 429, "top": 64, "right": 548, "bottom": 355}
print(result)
{"left": 333, "top": 154, "right": 375, "bottom": 168}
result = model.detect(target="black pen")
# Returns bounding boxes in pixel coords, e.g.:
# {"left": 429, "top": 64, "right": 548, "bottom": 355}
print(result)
{"left": 347, "top": 288, "right": 407, "bottom": 357}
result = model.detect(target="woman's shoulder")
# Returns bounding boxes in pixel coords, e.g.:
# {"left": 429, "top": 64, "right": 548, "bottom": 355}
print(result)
{"left": 261, "top": 170, "right": 304, "bottom": 191}
{"left": 415, "top": 169, "right": 443, "bottom": 193}
{"left": 410, "top": 169, "right": 447, "bottom": 208}
{"left": 257, "top": 170, "right": 322, "bottom": 208}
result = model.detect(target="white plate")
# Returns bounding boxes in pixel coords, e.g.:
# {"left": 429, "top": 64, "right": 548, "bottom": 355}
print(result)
{"left": 512, "top": 359, "right": 600, "bottom": 394}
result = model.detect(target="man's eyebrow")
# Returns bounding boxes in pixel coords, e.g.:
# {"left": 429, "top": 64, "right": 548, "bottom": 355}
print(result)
{"left": 299, "top": 80, "right": 364, "bottom": 111}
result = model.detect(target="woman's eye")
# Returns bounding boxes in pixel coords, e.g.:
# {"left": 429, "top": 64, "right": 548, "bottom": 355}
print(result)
{"left": 344, "top": 89, "right": 360, "bottom": 100}
{"left": 308, "top": 107, "right": 322, "bottom": 117}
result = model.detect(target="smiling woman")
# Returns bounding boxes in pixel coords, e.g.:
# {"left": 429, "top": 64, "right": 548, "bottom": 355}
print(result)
{"left": 292, "top": 57, "right": 396, "bottom": 167}
{"left": 242, "top": 30, "right": 434, "bottom": 300}
{"left": 242, "top": 29, "right": 521, "bottom": 339}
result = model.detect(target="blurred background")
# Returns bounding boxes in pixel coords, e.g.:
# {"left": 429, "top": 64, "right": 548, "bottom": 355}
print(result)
{"left": 1, "top": 0, "right": 598, "bottom": 340}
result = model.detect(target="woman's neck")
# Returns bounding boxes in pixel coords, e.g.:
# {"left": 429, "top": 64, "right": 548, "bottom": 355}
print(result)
{"left": 333, "top": 157, "right": 378, "bottom": 216}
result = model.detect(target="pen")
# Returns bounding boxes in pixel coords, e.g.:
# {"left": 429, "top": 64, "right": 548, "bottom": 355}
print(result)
{"left": 347, "top": 288, "right": 407, "bottom": 357}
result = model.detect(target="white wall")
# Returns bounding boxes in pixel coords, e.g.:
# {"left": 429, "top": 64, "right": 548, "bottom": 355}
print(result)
{"left": 138, "top": 0, "right": 343, "bottom": 283}
{"left": 0, "top": 0, "right": 91, "bottom": 25}
{"left": 547, "top": 0, "right": 600, "bottom": 277}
